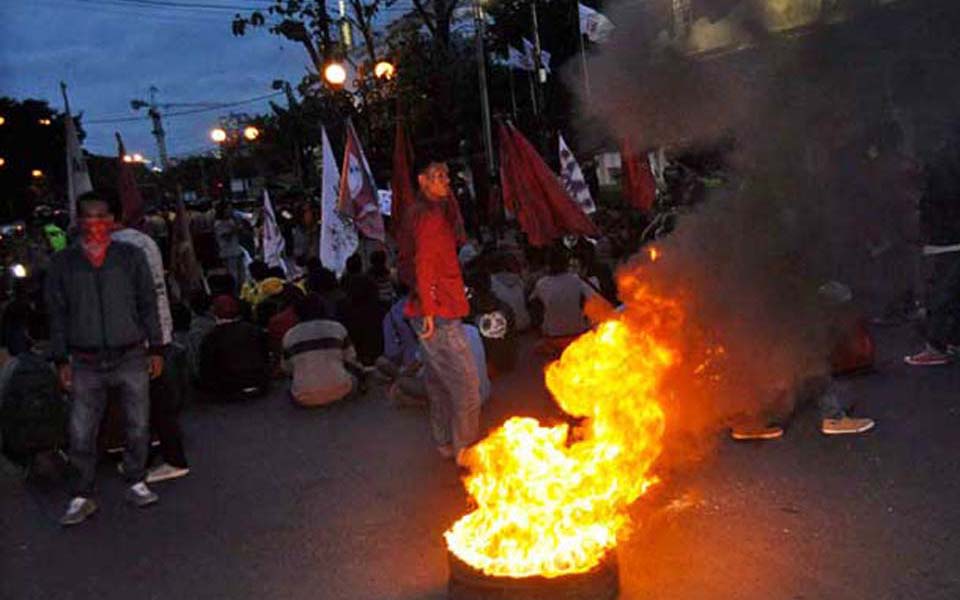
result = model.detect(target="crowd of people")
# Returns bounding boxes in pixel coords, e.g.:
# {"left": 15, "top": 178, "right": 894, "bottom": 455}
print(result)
{"left": 0, "top": 132, "right": 958, "bottom": 528}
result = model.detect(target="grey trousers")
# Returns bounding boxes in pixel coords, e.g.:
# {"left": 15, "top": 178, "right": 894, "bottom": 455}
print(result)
{"left": 414, "top": 318, "right": 481, "bottom": 452}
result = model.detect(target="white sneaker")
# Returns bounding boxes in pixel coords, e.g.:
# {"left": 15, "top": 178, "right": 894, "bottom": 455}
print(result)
{"left": 60, "top": 497, "right": 98, "bottom": 526}
{"left": 821, "top": 417, "right": 875, "bottom": 435}
{"left": 146, "top": 463, "right": 190, "bottom": 484}
{"left": 126, "top": 482, "right": 159, "bottom": 507}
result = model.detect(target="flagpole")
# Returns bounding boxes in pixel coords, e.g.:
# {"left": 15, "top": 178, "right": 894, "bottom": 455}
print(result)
{"left": 61, "top": 82, "right": 76, "bottom": 228}
{"left": 576, "top": 8, "right": 593, "bottom": 105}
{"left": 507, "top": 68, "right": 518, "bottom": 120}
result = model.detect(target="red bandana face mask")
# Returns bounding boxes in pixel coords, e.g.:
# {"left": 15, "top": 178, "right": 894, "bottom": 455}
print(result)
{"left": 80, "top": 218, "right": 115, "bottom": 267}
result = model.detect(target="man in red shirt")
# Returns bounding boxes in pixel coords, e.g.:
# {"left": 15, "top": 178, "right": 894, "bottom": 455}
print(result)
{"left": 405, "top": 160, "right": 481, "bottom": 463}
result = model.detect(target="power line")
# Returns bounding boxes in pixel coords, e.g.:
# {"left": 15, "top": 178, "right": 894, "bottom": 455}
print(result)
{"left": 84, "top": 90, "right": 284, "bottom": 124}
{"left": 75, "top": 0, "right": 270, "bottom": 11}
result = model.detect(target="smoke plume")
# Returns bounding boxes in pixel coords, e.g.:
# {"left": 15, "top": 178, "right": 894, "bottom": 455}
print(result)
{"left": 576, "top": 0, "right": 960, "bottom": 451}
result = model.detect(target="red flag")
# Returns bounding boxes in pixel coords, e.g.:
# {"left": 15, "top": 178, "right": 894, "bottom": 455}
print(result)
{"left": 620, "top": 139, "right": 656, "bottom": 213}
{"left": 338, "top": 120, "right": 386, "bottom": 242}
{"left": 391, "top": 120, "right": 417, "bottom": 286}
{"left": 498, "top": 123, "right": 597, "bottom": 247}
{"left": 116, "top": 132, "right": 145, "bottom": 228}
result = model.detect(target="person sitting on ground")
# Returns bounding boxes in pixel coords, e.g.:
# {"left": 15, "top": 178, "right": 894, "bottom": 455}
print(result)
{"left": 491, "top": 253, "right": 532, "bottom": 332}
{"left": 283, "top": 293, "right": 363, "bottom": 407}
{"left": 339, "top": 253, "right": 368, "bottom": 295}
{"left": 308, "top": 266, "right": 346, "bottom": 321}
{"left": 185, "top": 291, "right": 215, "bottom": 382}
{"left": 267, "top": 284, "right": 306, "bottom": 369}
{"left": 240, "top": 260, "right": 270, "bottom": 306}
{"left": 376, "top": 288, "right": 420, "bottom": 383}
{"left": 466, "top": 267, "right": 517, "bottom": 377}
{"left": 145, "top": 303, "right": 191, "bottom": 483}
{"left": 253, "top": 267, "right": 288, "bottom": 327}
{"left": 338, "top": 273, "right": 386, "bottom": 366}
{"left": 529, "top": 247, "right": 596, "bottom": 355}
{"left": 0, "top": 309, "right": 68, "bottom": 469}
{"left": 197, "top": 295, "right": 270, "bottom": 400}
{"left": 368, "top": 249, "right": 398, "bottom": 310}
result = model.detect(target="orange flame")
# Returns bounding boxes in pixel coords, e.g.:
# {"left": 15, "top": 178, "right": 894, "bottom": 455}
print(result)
{"left": 445, "top": 286, "right": 681, "bottom": 578}
{"left": 648, "top": 246, "right": 660, "bottom": 262}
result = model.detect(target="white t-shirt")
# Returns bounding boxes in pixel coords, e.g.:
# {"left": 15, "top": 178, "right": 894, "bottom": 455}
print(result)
{"left": 530, "top": 273, "right": 594, "bottom": 337}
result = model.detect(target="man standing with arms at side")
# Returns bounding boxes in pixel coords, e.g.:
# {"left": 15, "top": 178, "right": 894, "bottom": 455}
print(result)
{"left": 47, "top": 191, "right": 164, "bottom": 526}
{"left": 404, "top": 160, "right": 481, "bottom": 464}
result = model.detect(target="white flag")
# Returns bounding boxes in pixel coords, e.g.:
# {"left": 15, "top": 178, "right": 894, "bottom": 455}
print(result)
{"left": 319, "top": 126, "right": 358, "bottom": 276}
{"left": 558, "top": 134, "right": 596, "bottom": 214}
{"left": 522, "top": 38, "right": 551, "bottom": 74}
{"left": 579, "top": 3, "right": 615, "bottom": 43}
{"left": 261, "top": 189, "right": 287, "bottom": 274}
{"left": 64, "top": 101, "right": 93, "bottom": 227}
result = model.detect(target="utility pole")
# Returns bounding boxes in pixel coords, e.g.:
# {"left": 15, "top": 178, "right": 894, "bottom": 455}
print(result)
{"left": 473, "top": 0, "right": 496, "bottom": 185}
{"left": 131, "top": 86, "right": 170, "bottom": 170}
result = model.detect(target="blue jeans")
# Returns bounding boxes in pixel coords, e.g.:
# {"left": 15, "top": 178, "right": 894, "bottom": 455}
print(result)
{"left": 414, "top": 318, "right": 481, "bottom": 453}
{"left": 69, "top": 348, "right": 150, "bottom": 496}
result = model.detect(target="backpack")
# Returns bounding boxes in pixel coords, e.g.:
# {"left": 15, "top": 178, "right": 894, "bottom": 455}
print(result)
{"left": 0, "top": 354, "right": 68, "bottom": 466}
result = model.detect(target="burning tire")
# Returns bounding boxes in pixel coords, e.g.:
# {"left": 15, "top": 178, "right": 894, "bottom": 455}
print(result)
{"left": 447, "top": 551, "right": 619, "bottom": 600}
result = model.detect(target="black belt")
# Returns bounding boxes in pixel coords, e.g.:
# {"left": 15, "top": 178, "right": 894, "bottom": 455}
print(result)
{"left": 284, "top": 337, "right": 348, "bottom": 359}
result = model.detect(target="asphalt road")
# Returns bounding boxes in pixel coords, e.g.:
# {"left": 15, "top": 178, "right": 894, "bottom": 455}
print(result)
{"left": 2, "top": 326, "right": 958, "bottom": 600}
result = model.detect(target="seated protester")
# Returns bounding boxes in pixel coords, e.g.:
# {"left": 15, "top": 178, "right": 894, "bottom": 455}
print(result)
{"left": 490, "top": 254, "right": 532, "bottom": 332}
{"left": 462, "top": 322, "right": 492, "bottom": 404}
{"left": 376, "top": 289, "right": 420, "bottom": 382}
{"left": 240, "top": 260, "right": 270, "bottom": 306}
{"left": 367, "top": 249, "right": 397, "bottom": 310}
{"left": 529, "top": 248, "right": 596, "bottom": 355}
{"left": 338, "top": 275, "right": 386, "bottom": 366}
{"left": 0, "top": 310, "right": 68, "bottom": 468}
{"left": 307, "top": 266, "right": 346, "bottom": 321}
{"left": 283, "top": 294, "right": 363, "bottom": 407}
{"left": 185, "top": 291, "right": 216, "bottom": 381}
{"left": 338, "top": 253, "right": 368, "bottom": 296}
{"left": 197, "top": 295, "right": 270, "bottom": 399}
{"left": 253, "top": 267, "right": 288, "bottom": 327}
{"left": 205, "top": 260, "right": 236, "bottom": 298}
{"left": 466, "top": 268, "right": 518, "bottom": 377}
{"left": 146, "top": 303, "right": 191, "bottom": 483}
{"left": 267, "top": 284, "right": 306, "bottom": 363}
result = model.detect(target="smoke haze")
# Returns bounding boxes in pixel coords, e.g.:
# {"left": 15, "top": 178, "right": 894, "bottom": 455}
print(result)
{"left": 576, "top": 0, "right": 960, "bottom": 450}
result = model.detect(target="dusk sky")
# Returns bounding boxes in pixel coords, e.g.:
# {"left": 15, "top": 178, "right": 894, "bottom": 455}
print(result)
{"left": 0, "top": 0, "right": 318, "bottom": 160}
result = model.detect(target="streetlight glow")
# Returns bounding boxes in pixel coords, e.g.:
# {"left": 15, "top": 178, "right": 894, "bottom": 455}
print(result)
{"left": 38, "top": 118, "right": 52, "bottom": 126}
{"left": 374, "top": 61, "right": 396, "bottom": 80}
{"left": 31, "top": 169, "right": 44, "bottom": 178}
{"left": 0, "top": 158, "right": 5, "bottom": 168}
{"left": 133, "top": 153, "right": 144, "bottom": 162}
{"left": 243, "top": 126, "right": 260, "bottom": 141}
{"left": 210, "top": 127, "right": 228, "bottom": 143}
{"left": 123, "top": 154, "right": 134, "bottom": 163}
{"left": 324, "top": 62, "right": 348, "bottom": 86}
{"left": 0, "top": 116, "right": 5, "bottom": 126}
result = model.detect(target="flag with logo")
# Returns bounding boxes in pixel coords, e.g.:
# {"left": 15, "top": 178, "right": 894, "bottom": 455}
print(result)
{"left": 62, "top": 83, "right": 93, "bottom": 227}
{"left": 558, "top": 133, "right": 596, "bottom": 214}
{"left": 320, "top": 126, "right": 359, "bottom": 276}
{"left": 338, "top": 119, "right": 386, "bottom": 242}
{"left": 116, "top": 132, "right": 145, "bottom": 228}
{"left": 261, "top": 189, "right": 287, "bottom": 273}
{"left": 578, "top": 3, "right": 615, "bottom": 42}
